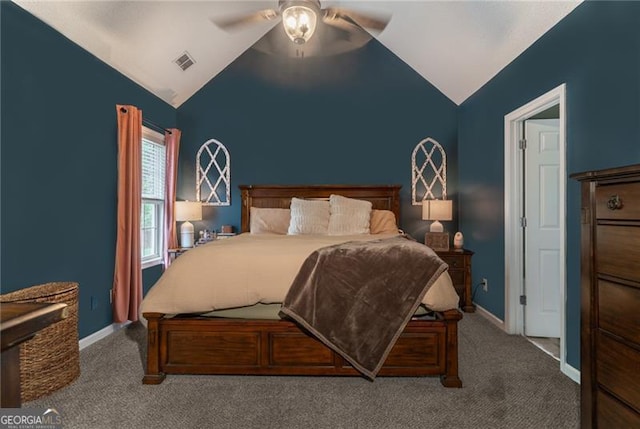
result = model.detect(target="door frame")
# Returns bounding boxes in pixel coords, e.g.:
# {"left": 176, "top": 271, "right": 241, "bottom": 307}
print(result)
{"left": 504, "top": 84, "right": 575, "bottom": 381}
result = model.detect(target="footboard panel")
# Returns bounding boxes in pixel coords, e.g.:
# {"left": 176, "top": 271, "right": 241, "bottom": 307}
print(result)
{"left": 143, "top": 310, "right": 462, "bottom": 386}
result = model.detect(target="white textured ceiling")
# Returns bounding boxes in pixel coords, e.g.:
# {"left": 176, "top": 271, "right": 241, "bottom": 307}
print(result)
{"left": 14, "top": 0, "right": 582, "bottom": 107}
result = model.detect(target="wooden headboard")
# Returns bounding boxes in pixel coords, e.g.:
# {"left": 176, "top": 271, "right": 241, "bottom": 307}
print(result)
{"left": 239, "top": 185, "right": 401, "bottom": 233}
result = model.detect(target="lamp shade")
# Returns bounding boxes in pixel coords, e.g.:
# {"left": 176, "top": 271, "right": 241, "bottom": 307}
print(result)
{"left": 422, "top": 200, "right": 453, "bottom": 221}
{"left": 175, "top": 201, "right": 202, "bottom": 222}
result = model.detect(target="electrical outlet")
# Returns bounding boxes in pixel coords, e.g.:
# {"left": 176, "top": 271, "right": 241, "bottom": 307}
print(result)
{"left": 481, "top": 278, "right": 488, "bottom": 292}
{"left": 91, "top": 296, "right": 99, "bottom": 310}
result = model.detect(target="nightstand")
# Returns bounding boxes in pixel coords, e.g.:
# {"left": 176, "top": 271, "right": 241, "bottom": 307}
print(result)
{"left": 435, "top": 249, "right": 475, "bottom": 312}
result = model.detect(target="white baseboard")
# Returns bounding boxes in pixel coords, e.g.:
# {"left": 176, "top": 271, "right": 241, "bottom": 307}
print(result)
{"left": 473, "top": 303, "right": 506, "bottom": 331}
{"left": 474, "top": 304, "right": 581, "bottom": 384}
{"left": 79, "top": 321, "right": 131, "bottom": 350}
{"left": 561, "top": 362, "right": 581, "bottom": 384}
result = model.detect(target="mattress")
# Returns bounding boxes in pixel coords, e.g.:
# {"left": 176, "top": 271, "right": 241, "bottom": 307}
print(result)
{"left": 140, "top": 233, "right": 460, "bottom": 317}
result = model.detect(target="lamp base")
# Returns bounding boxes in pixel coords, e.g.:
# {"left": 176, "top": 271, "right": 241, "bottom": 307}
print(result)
{"left": 430, "top": 220, "right": 444, "bottom": 233}
{"left": 180, "top": 221, "right": 195, "bottom": 248}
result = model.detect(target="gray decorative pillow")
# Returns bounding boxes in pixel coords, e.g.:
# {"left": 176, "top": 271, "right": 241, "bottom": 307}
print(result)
{"left": 287, "top": 198, "right": 330, "bottom": 235}
{"left": 327, "top": 194, "right": 372, "bottom": 235}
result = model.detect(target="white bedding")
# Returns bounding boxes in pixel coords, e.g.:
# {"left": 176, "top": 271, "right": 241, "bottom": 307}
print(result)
{"left": 140, "top": 233, "right": 460, "bottom": 317}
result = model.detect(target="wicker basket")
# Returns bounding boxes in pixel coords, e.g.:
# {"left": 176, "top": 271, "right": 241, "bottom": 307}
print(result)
{"left": 0, "top": 282, "right": 80, "bottom": 402}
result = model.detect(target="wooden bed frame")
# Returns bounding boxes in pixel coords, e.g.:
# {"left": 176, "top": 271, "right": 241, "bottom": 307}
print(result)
{"left": 143, "top": 185, "right": 462, "bottom": 387}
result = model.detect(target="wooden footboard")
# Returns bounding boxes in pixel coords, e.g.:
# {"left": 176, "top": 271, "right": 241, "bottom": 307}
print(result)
{"left": 143, "top": 310, "right": 462, "bottom": 387}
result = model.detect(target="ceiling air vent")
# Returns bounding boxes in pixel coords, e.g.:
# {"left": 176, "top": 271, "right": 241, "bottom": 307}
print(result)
{"left": 174, "top": 51, "right": 195, "bottom": 71}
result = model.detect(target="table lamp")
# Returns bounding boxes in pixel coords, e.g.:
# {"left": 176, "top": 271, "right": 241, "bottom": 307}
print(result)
{"left": 175, "top": 201, "right": 202, "bottom": 248}
{"left": 422, "top": 199, "right": 453, "bottom": 251}
{"left": 422, "top": 199, "right": 453, "bottom": 232}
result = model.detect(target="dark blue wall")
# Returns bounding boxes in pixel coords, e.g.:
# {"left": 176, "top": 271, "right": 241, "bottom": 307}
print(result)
{"left": 176, "top": 39, "right": 459, "bottom": 238}
{"left": 8, "top": 0, "right": 635, "bottom": 369}
{"left": 458, "top": 0, "right": 640, "bottom": 369}
{"left": 0, "top": 2, "right": 174, "bottom": 338}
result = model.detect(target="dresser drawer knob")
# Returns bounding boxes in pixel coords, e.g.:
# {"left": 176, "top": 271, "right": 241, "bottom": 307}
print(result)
{"left": 607, "top": 195, "right": 623, "bottom": 211}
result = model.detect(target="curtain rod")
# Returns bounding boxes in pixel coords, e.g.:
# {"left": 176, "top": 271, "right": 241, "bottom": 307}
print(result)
{"left": 119, "top": 106, "right": 172, "bottom": 135}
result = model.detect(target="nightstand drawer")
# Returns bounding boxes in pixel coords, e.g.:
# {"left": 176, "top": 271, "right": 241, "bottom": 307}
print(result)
{"left": 439, "top": 255, "right": 464, "bottom": 269}
{"left": 434, "top": 249, "right": 474, "bottom": 312}
{"left": 447, "top": 270, "right": 465, "bottom": 287}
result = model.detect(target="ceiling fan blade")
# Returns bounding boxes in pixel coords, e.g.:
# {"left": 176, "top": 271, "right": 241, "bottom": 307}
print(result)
{"left": 323, "top": 7, "right": 390, "bottom": 33}
{"left": 211, "top": 9, "right": 280, "bottom": 31}
{"left": 318, "top": 16, "right": 356, "bottom": 41}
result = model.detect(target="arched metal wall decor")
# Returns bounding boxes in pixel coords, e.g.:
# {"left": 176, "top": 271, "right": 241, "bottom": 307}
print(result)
{"left": 411, "top": 137, "right": 447, "bottom": 205}
{"left": 196, "top": 139, "right": 230, "bottom": 206}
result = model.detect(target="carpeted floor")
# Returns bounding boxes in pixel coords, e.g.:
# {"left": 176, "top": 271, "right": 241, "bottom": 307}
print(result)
{"left": 26, "top": 313, "right": 580, "bottom": 429}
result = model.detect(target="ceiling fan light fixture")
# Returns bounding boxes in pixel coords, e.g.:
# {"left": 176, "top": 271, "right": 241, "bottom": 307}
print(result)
{"left": 281, "top": 3, "right": 318, "bottom": 44}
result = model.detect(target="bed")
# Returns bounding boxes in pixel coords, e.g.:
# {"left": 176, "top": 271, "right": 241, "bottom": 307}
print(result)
{"left": 142, "top": 185, "right": 463, "bottom": 387}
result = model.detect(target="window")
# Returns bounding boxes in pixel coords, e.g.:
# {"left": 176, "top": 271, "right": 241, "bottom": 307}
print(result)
{"left": 141, "top": 127, "right": 166, "bottom": 268}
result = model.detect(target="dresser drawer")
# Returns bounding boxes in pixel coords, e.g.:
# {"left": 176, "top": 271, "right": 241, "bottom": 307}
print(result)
{"left": 598, "top": 280, "right": 640, "bottom": 344}
{"left": 597, "top": 225, "right": 640, "bottom": 282}
{"left": 596, "top": 182, "right": 640, "bottom": 220}
{"left": 596, "top": 332, "right": 640, "bottom": 411}
{"left": 597, "top": 390, "right": 640, "bottom": 428}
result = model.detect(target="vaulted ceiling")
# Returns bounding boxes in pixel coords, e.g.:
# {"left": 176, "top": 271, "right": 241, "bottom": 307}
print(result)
{"left": 14, "top": 1, "right": 582, "bottom": 107}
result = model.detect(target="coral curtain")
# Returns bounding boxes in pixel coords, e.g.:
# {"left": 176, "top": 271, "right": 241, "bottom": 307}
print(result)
{"left": 163, "top": 129, "right": 181, "bottom": 267}
{"left": 113, "top": 105, "right": 143, "bottom": 323}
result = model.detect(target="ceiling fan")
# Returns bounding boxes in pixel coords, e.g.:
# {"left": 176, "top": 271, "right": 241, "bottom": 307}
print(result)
{"left": 212, "top": 0, "right": 390, "bottom": 57}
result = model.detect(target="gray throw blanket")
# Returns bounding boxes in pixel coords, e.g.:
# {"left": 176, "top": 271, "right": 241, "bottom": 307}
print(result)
{"left": 280, "top": 235, "right": 447, "bottom": 379}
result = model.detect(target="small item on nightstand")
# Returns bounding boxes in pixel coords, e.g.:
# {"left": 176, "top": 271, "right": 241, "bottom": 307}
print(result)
{"left": 216, "top": 232, "right": 236, "bottom": 240}
{"left": 196, "top": 229, "right": 218, "bottom": 246}
{"left": 454, "top": 232, "right": 464, "bottom": 250}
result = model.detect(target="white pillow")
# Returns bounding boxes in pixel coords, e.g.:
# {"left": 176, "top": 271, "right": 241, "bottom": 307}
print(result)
{"left": 327, "top": 194, "right": 372, "bottom": 235}
{"left": 287, "top": 198, "right": 330, "bottom": 235}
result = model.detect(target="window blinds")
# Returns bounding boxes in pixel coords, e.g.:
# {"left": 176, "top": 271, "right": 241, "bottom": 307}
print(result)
{"left": 142, "top": 138, "right": 166, "bottom": 200}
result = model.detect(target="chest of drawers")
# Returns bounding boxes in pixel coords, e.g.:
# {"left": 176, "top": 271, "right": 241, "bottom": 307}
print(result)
{"left": 572, "top": 164, "right": 640, "bottom": 428}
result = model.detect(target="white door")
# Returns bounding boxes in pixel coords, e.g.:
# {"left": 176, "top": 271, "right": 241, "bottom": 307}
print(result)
{"left": 524, "top": 119, "right": 561, "bottom": 338}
